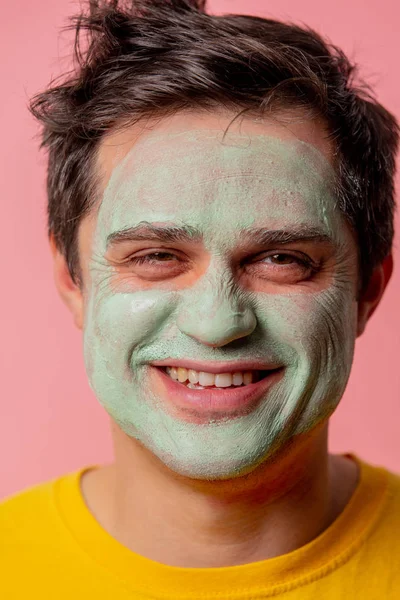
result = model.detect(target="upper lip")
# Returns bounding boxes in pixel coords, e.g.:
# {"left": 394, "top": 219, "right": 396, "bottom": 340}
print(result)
{"left": 150, "top": 359, "right": 283, "bottom": 374}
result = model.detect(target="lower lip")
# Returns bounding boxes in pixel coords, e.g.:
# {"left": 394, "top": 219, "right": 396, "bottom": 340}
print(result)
{"left": 151, "top": 366, "right": 285, "bottom": 422}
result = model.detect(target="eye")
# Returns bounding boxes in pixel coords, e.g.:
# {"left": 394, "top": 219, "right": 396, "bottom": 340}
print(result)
{"left": 130, "top": 251, "right": 178, "bottom": 265}
{"left": 246, "top": 252, "right": 317, "bottom": 283}
{"left": 122, "top": 249, "right": 188, "bottom": 281}
{"left": 249, "top": 251, "right": 314, "bottom": 267}
{"left": 265, "top": 254, "right": 304, "bottom": 265}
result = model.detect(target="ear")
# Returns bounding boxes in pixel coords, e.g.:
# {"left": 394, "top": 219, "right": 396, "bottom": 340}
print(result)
{"left": 50, "top": 235, "right": 84, "bottom": 330}
{"left": 356, "top": 253, "right": 393, "bottom": 337}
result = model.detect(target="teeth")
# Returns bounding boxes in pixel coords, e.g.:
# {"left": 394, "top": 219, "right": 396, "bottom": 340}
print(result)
{"left": 232, "top": 371, "right": 243, "bottom": 386}
{"left": 168, "top": 367, "right": 178, "bottom": 380}
{"left": 188, "top": 369, "right": 199, "bottom": 384}
{"left": 198, "top": 371, "right": 215, "bottom": 386}
{"left": 165, "top": 367, "right": 259, "bottom": 387}
{"left": 214, "top": 373, "right": 232, "bottom": 387}
{"left": 177, "top": 367, "right": 188, "bottom": 383}
{"left": 243, "top": 371, "right": 253, "bottom": 385}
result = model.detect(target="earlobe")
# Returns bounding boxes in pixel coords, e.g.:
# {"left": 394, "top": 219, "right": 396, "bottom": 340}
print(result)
{"left": 356, "top": 253, "right": 393, "bottom": 337}
{"left": 50, "top": 235, "right": 84, "bottom": 330}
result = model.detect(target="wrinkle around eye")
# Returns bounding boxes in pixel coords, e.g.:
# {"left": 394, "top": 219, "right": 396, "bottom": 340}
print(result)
{"left": 245, "top": 259, "right": 315, "bottom": 282}
{"left": 113, "top": 253, "right": 190, "bottom": 282}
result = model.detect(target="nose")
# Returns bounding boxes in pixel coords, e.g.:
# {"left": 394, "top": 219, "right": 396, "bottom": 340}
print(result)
{"left": 176, "top": 272, "right": 257, "bottom": 347}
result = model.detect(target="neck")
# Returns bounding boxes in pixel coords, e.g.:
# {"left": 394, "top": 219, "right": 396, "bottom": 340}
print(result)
{"left": 81, "top": 421, "right": 359, "bottom": 568}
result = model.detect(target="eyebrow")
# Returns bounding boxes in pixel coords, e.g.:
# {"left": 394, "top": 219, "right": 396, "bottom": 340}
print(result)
{"left": 238, "top": 226, "right": 333, "bottom": 246}
{"left": 106, "top": 222, "right": 202, "bottom": 247}
{"left": 106, "top": 222, "right": 333, "bottom": 248}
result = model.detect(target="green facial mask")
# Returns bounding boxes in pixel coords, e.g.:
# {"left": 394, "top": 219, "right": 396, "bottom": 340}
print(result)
{"left": 83, "top": 129, "right": 358, "bottom": 479}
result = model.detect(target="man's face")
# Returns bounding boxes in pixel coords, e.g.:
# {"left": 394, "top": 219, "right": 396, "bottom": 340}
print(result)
{"left": 78, "top": 111, "right": 359, "bottom": 479}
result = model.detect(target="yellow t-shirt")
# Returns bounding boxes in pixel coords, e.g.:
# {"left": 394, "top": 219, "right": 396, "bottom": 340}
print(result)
{"left": 1, "top": 455, "right": 399, "bottom": 599}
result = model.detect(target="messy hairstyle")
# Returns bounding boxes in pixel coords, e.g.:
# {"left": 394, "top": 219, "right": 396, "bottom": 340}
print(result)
{"left": 30, "top": 0, "right": 398, "bottom": 291}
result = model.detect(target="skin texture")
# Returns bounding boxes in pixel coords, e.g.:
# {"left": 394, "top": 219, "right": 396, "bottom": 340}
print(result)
{"left": 52, "top": 109, "right": 392, "bottom": 567}
{"left": 83, "top": 127, "right": 359, "bottom": 480}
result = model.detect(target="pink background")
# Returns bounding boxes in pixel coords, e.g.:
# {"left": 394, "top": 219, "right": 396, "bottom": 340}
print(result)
{"left": 1, "top": 0, "right": 399, "bottom": 499}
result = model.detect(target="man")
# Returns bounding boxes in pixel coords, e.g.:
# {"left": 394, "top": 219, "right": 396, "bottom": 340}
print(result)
{"left": 1, "top": 0, "right": 399, "bottom": 597}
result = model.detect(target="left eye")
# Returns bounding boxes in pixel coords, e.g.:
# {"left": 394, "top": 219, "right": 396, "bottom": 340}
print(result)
{"left": 259, "top": 253, "right": 309, "bottom": 267}
{"left": 245, "top": 252, "right": 317, "bottom": 284}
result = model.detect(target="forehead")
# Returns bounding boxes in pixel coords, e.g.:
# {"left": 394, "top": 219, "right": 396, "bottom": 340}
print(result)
{"left": 94, "top": 126, "right": 341, "bottom": 244}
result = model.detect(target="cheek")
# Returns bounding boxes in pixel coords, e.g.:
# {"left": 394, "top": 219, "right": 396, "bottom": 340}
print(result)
{"left": 256, "top": 288, "right": 357, "bottom": 361}
{"left": 83, "top": 290, "right": 177, "bottom": 380}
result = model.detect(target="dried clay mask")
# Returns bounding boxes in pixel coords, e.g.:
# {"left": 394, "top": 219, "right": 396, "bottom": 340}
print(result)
{"left": 83, "top": 129, "right": 358, "bottom": 479}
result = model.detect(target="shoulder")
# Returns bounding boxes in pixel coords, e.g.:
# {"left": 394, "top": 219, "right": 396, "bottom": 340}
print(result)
{"left": 381, "top": 466, "right": 400, "bottom": 517}
{"left": 0, "top": 467, "right": 97, "bottom": 594}
{"left": 0, "top": 467, "right": 88, "bottom": 547}
{"left": 372, "top": 462, "right": 400, "bottom": 511}
{"left": 1, "top": 477, "right": 55, "bottom": 537}
{"left": 386, "top": 466, "right": 400, "bottom": 490}
{"left": 360, "top": 460, "right": 400, "bottom": 552}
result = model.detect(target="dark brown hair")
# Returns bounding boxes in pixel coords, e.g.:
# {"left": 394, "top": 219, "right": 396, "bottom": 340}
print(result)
{"left": 30, "top": 0, "right": 398, "bottom": 291}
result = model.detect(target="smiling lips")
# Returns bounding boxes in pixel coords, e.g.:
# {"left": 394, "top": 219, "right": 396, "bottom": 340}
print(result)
{"left": 165, "top": 366, "right": 263, "bottom": 389}
{"left": 151, "top": 361, "right": 285, "bottom": 421}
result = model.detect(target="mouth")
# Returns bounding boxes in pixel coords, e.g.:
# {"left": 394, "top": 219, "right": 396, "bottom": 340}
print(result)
{"left": 163, "top": 366, "right": 272, "bottom": 389}
{"left": 150, "top": 362, "right": 285, "bottom": 422}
